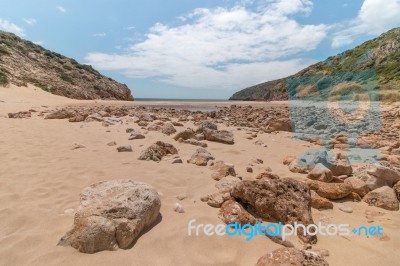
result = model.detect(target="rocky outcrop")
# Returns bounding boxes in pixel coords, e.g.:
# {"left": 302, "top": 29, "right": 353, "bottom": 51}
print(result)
{"left": 230, "top": 27, "right": 400, "bottom": 102}
{"left": 232, "top": 178, "right": 317, "bottom": 244}
{"left": 255, "top": 248, "right": 329, "bottom": 266}
{"left": 0, "top": 32, "right": 133, "bottom": 100}
{"left": 58, "top": 180, "right": 160, "bottom": 253}
{"left": 138, "top": 141, "right": 178, "bottom": 161}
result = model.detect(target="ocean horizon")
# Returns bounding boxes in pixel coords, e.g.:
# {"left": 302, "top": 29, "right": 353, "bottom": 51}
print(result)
{"left": 135, "top": 98, "right": 229, "bottom": 102}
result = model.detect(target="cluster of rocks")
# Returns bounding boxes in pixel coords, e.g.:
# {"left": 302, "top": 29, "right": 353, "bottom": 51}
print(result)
{"left": 284, "top": 151, "right": 400, "bottom": 211}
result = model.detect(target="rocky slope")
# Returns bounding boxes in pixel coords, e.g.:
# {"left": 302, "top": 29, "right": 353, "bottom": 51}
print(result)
{"left": 0, "top": 31, "right": 133, "bottom": 100}
{"left": 230, "top": 27, "right": 400, "bottom": 102}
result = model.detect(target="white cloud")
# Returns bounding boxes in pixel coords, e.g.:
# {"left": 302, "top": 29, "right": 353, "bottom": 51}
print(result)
{"left": 23, "top": 18, "right": 37, "bottom": 25}
{"left": 86, "top": 0, "right": 326, "bottom": 90}
{"left": 92, "top": 32, "right": 106, "bottom": 37}
{"left": 0, "top": 19, "right": 25, "bottom": 36}
{"left": 57, "top": 6, "right": 67, "bottom": 13}
{"left": 125, "top": 26, "right": 135, "bottom": 30}
{"left": 33, "top": 41, "right": 44, "bottom": 45}
{"left": 332, "top": 0, "right": 400, "bottom": 48}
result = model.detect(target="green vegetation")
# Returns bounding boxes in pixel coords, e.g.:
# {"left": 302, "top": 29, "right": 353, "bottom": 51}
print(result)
{"left": 230, "top": 27, "right": 400, "bottom": 102}
{"left": 0, "top": 69, "right": 8, "bottom": 86}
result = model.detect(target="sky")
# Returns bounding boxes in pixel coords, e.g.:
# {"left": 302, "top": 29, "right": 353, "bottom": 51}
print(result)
{"left": 1, "top": 0, "right": 399, "bottom": 99}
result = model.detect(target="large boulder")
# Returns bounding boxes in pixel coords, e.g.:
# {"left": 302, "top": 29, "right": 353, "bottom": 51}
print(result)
{"left": 307, "top": 180, "right": 352, "bottom": 200}
{"left": 187, "top": 148, "right": 215, "bottom": 166}
{"left": 138, "top": 141, "right": 178, "bottom": 161}
{"left": 363, "top": 186, "right": 399, "bottom": 211}
{"left": 232, "top": 178, "right": 317, "bottom": 244}
{"left": 58, "top": 180, "right": 161, "bottom": 253}
{"left": 393, "top": 181, "right": 400, "bottom": 201}
{"left": 203, "top": 129, "right": 235, "bottom": 145}
{"left": 255, "top": 248, "right": 329, "bottom": 266}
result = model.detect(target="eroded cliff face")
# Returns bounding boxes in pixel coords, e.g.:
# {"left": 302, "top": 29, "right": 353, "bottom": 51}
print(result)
{"left": 0, "top": 31, "right": 133, "bottom": 101}
{"left": 230, "top": 27, "right": 400, "bottom": 102}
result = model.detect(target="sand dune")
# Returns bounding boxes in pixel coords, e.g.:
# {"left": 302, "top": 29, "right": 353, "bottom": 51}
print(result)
{"left": 0, "top": 84, "right": 399, "bottom": 266}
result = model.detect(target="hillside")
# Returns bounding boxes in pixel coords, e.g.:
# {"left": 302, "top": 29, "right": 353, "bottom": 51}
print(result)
{"left": 230, "top": 27, "right": 400, "bottom": 102}
{"left": 0, "top": 31, "right": 133, "bottom": 100}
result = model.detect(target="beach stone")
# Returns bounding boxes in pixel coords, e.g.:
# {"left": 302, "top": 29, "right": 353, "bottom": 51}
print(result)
{"left": 288, "top": 160, "right": 308, "bottom": 174}
{"left": 196, "top": 121, "right": 218, "bottom": 133}
{"left": 201, "top": 192, "right": 231, "bottom": 208}
{"left": 8, "top": 111, "right": 31, "bottom": 119}
{"left": 85, "top": 113, "right": 104, "bottom": 122}
{"left": 45, "top": 109, "right": 75, "bottom": 119}
{"left": 255, "top": 248, "right": 329, "bottom": 266}
{"left": 311, "top": 191, "right": 333, "bottom": 210}
{"left": 71, "top": 144, "right": 85, "bottom": 150}
{"left": 307, "top": 164, "right": 333, "bottom": 182}
{"left": 173, "top": 128, "right": 196, "bottom": 141}
{"left": 307, "top": 180, "right": 352, "bottom": 200}
{"left": 138, "top": 141, "right": 178, "bottom": 161}
{"left": 363, "top": 186, "right": 399, "bottom": 211}
{"left": 129, "top": 132, "right": 145, "bottom": 140}
{"left": 137, "top": 121, "right": 148, "bottom": 127}
{"left": 147, "top": 124, "right": 162, "bottom": 131}
{"left": 107, "top": 141, "right": 117, "bottom": 146}
{"left": 339, "top": 205, "right": 353, "bottom": 213}
{"left": 184, "top": 139, "right": 208, "bottom": 148}
{"left": 344, "top": 176, "right": 369, "bottom": 197}
{"left": 69, "top": 113, "right": 88, "bottom": 122}
{"left": 161, "top": 123, "right": 176, "bottom": 135}
{"left": 218, "top": 200, "right": 257, "bottom": 225}
{"left": 187, "top": 148, "right": 215, "bottom": 166}
{"left": 173, "top": 203, "right": 185, "bottom": 213}
{"left": 210, "top": 161, "right": 236, "bottom": 181}
{"left": 268, "top": 119, "right": 292, "bottom": 132}
{"left": 117, "top": 145, "right": 132, "bottom": 152}
{"left": 283, "top": 155, "right": 297, "bottom": 165}
{"left": 246, "top": 166, "right": 253, "bottom": 173}
{"left": 203, "top": 129, "right": 234, "bottom": 145}
{"left": 232, "top": 178, "right": 316, "bottom": 244}
{"left": 255, "top": 172, "right": 280, "bottom": 180}
{"left": 330, "top": 160, "right": 353, "bottom": 176}
{"left": 58, "top": 180, "right": 161, "bottom": 253}
{"left": 367, "top": 162, "right": 400, "bottom": 187}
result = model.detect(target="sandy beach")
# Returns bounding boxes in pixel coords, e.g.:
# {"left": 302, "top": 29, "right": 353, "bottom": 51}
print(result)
{"left": 1, "top": 84, "right": 400, "bottom": 266}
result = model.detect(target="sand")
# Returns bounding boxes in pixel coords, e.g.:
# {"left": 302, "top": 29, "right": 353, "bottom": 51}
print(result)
{"left": 0, "top": 84, "right": 399, "bottom": 266}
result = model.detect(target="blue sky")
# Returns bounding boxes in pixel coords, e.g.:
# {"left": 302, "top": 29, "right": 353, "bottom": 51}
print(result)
{"left": 1, "top": 0, "right": 399, "bottom": 99}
